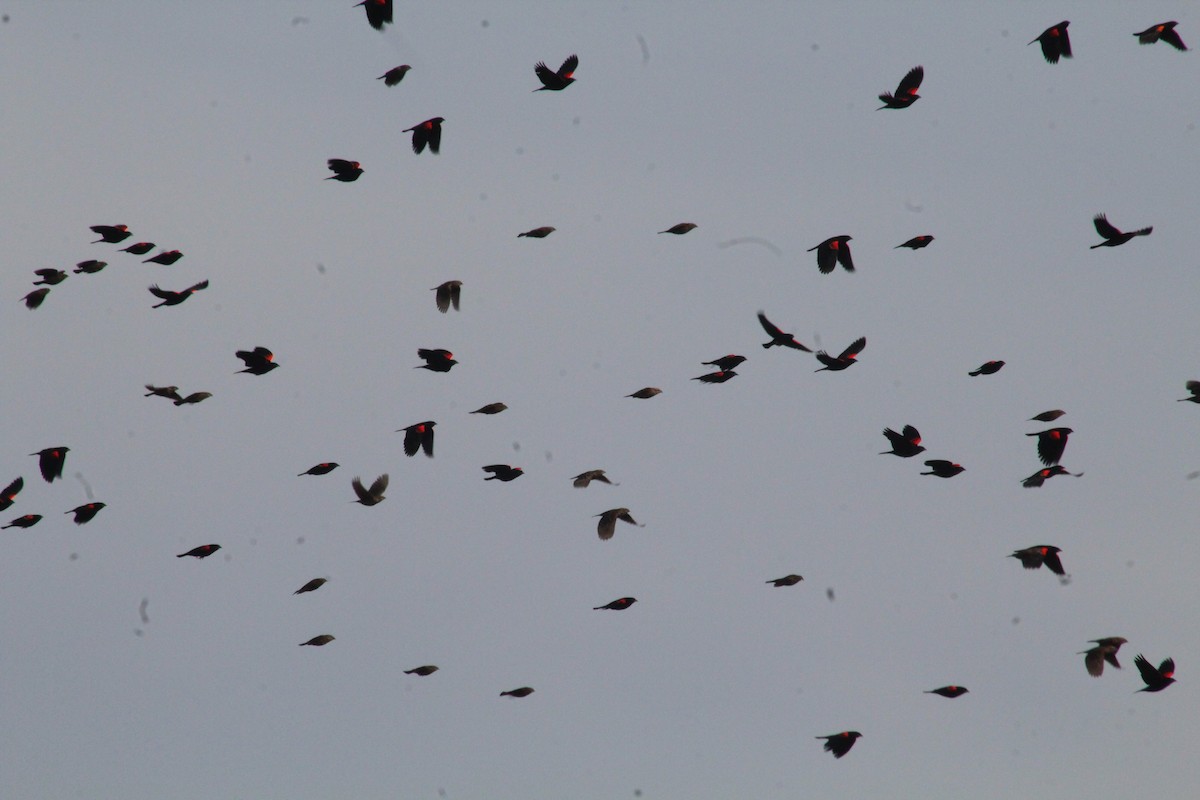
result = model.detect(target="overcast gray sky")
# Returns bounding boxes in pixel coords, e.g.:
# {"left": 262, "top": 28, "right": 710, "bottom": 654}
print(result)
{"left": 2, "top": 3, "right": 1199, "bottom": 798}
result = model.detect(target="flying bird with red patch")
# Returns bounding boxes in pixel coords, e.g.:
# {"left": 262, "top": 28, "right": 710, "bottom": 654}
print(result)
{"left": 91, "top": 224, "right": 131, "bottom": 243}
{"left": 32, "top": 447, "right": 69, "bottom": 483}
{"left": 399, "top": 421, "right": 436, "bottom": 457}
{"left": 880, "top": 426, "right": 924, "bottom": 457}
{"left": 757, "top": 312, "right": 812, "bottom": 351}
{"left": 403, "top": 117, "right": 443, "bottom": 154}
{"left": 878, "top": 65, "right": 923, "bottom": 108}
{"left": 817, "top": 731, "right": 862, "bottom": 759}
{"left": 534, "top": 54, "right": 578, "bottom": 91}
{"left": 148, "top": 280, "right": 208, "bottom": 308}
{"left": 808, "top": 235, "right": 854, "bottom": 273}
{"left": 1030, "top": 21, "right": 1072, "bottom": 63}
{"left": 1135, "top": 22, "right": 1186, "bottom": 50}
{"left": 326, "top": 159, "right": 363, "bottom": 182}
{"left": 815, "top": 337, "right": 866, "bottom": 372}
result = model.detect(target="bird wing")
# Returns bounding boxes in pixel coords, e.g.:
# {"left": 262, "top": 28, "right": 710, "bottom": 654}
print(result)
{"left": 839, "top": 337, "right": 867, "bottom": 359}
{"left": 369, "top": 474, "right": 389, "bottom": 497}
{"left": 901, "top": 425, "right": 921, "bottom": 443}
{"left": 896, "top": 65, "right": 923, "bottom": 96}
{"left": 1134, "top": 654, "right": 1158, "bottom": 683}
{"left": 352, "top": 477, "right": 371, "bottom": 502}
{"left": 147, "top": 285, "right": 174, "bottom": 299}
{"left": 328, "top": 158, "right": 354, "bottom": 172}
{"left": 558, "top": 54, "right": 579, "bottom": 78}
{"left": 1093, "top": 214, "right": 1122, "bottom": 239}
{"left": 187, "top": 280, "right": 210, "bottom": 293}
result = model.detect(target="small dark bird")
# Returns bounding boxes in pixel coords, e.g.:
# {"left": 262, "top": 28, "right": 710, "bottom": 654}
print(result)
{"left": 120, "top": 242, "right": 155, "bottom": 255}
{"left": 1091, "top": 214, "right": 1151, "bottom": 248}
{"left": 300, "top": 634, "right": 335, "bottom": 647}
{"left": 1081, "top": 637, "right": 1128, "bottom": 677}
{"left": 922, "top": 460, "right": 964, "bottom": 478}
{"left": 808, "top": 235, "right": 854, "bottom": 273}
{"left": 325, "top": 159, "right": 363, "bottom": 182}
{"left": 33, "top": 269, "right": 67, "bottom": 285}
{"left": 659, "top": 223, "right": 697, "bottom": 235}
{"left": 1021, "top": 465, "right": 1083, "bottom": 487}
{"left": 881, "top": 425, "right": 924, "bottom": 458}
{"left": 1134, "top": 654, "right": 1176, "bottom": 692}
{"left": 173, "top": 391, "right": 212, "bottom": 406}
{"left": 236, "top": 347, "right": 278, "bottom": 375}
{"left": 32, "top": 447, "right": 69, "bottom": 483}
{"left": 403, "top": 117, "right": 443, "bottom": 154}
{"left": 177, "top": 544, "right": 221, "bottom": 559}
{"left": 766, "top": 574, "right": 804, "bottom": 587}
{"left": 471, "top": 403, "right": 508, "bottom": 415}
{"left": 483, "top": 464, "right": 524, "bottom": 482}
{"left": 501, "top": 687, "right": 534, "bottom": 697}
{"left": 1027, "top": 427, "right": 1072, "bottom": 465}
{"left": 518, "top": 226, "right": 556, "bottom": 238}
{"left": 294, "top": 578, "right": 327, "bottom": 595}
{"left": 1178, "top": 381, "right": 1200, "bottom": 403}
{"left": 534, "top": 54, "right": 578, "bottom": 91}
{"left": 626, "top": 387, "right": 662, "bottom": 399}
{"left": 815, "top": 337, "right": 866, "bottom": 372}
{"left": 596, "top": 508, "right": 641, "bottom": 540}
{"left": 693, "top": 370, "right": 738, "bottom": 384}
{"left": 416, "top": 348, "right": 457, "bottom": 372}
{"left": 925, "top": 686, "right": 969, "bottom": 698}
{"left": 433, "top": 280, "right": 462, "bottom": 312}
{"left": 703, "top": 354, "right": 746, "bottom": 371}
{"left": 144, "top": 250, "right": 183, "bottom": 265}
{"left": 877, "top": 65, "right": 923, "bottom": 108}
{"left": 74, "top": 260, "right": 107, "bottom": 274}
{"left": 594, "top": 597, "right": 637, "bottom": 610}
{"left": 299, "top": 463, "right": 339, "bottom": 477}
{"left": 1009, "top": 545, "right": 1065, "bottom": 576}
{"left": 148, "top": 280, "right": 208, "bottom": 308}
{"left": 378, "top": 64, "right": 411, "bottom": 85}
{"left": 399, "top": 421, "right": 436, "bottom": 457}
{"left": 145, "top": 385, "right": 181, "bottom": 401}
{"left": 1030, "top": 21, "right": 1072, "bottom": 63}
{"left": 573, "top": 470, "right": 617, "bottom": 488}
{"left": 2, "top": 514, "right": 42, "bottom": 529}
{"left": 355, "top": 0, "right": 392, "bottom": 30}
{"left": 969, "top": 360, "right": 1005, "bottom": 376}
{"left": 66, "top": 502, "right": 105, "bottom": 525}
{"left": 405, "top": 665, "right": 439, "bottom": 676}
{"left": 817, "top": 731, "right": 862, "bottom": 759}
{"left": 757, "top": 312, "right": 812, "bottom": 351}
{"left": 23, "top": 288, "right": 50, "bottom": 309}
{"left": 91, "top": 224, "right": 131, "bottom": 243}
{"left": 352, "top": 474, "right": 389, "bottom": 506}
{"left": 895, "top": 235, "right": 934, "bottom": 249}
{"left": 1030, "top": 409, "right": 1066, "bottom": 422}
{"left": 1135, "top": 21, "right": 1187, "bottom": 50}
{"left": 0, "top": 477, "right": 23, "bottom": 512}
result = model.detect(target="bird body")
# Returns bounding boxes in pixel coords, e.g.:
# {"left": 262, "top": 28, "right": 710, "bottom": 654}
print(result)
{"left": 757, "top": 312, "right": 812, "bottom": 351}
{"left": 518, "top": 226, "right": 556, "bottom": 238}
{"left": 23, "top": 288, "right": 50, "bottom": 309}
{"left": 896, "top": 235, "right": 934, "bottom": 249}
{"left": 33, "top": 269, "right": 67, "bottom": 285}
{"left": 294, "top": 578, "right": 327, "bottom": 595}
{"left": 1021, "top": 465, "right": 1082, "bottom": 487}
{"left": 66, "top": 502, "right": 105, "bottom": 524}
{"left": 74, "top": 260, "right": 107, "bottom": 273}
{"left": 416, "top": 348, "right": 457, "bottom": 372}
{"left": 1135, "top": 21, "right": 1186, "bottom": 50}
{"left": 0, "top": 477, "right": 23, "bottom": 512}
{"left": 501, "top": 687, "right": 534, "bottom": 697}
{"left": 2, "top": 514, "right": 42, "bottom": 529}
{"left": 173, "top": 391, "right": 212, "bottom": 406}
{"left": 177, "top": 544, "right": 221, "bottom": 559}
{"left": 144, "top": 250, "right": 183, "bottom": 265}
{"left": 925, "top": 686, "right": 968, "bottom": 698}
{"left": 378, "top": 65, "right": 411, "bottom": 85}
{"left": 91, "top": 224, "right": 131, "bottom": 243}
{"left": 922, "top": 459, "right": 964, "bottom": 478}
{"left": 1010, "top": 545, "right": 1064, "bottom": 575}
{"left": 969, "top": 360, "right": 1005, "bottom": 376}
{"left": 572, "top": 470, "right": 616, "bottom": 488}
{"left": 1027, "top": 427, "right": 1072, "bottom": 465}
{"left": 356, "top": 0, "right": 392, "bottom": 30}
{"left": 626, "top": 387, "right": 661, "bottom": 399}
{"left": 471, "top": 403, "right": 507, "bottom": 415}
{"left": 594, "top": 597, "right": 637, "bottom": 610}
{"left": 693, "top": 370, "right": 737, "bottom": 384}
{"left": 300, "top": 634, "right": 335, "bottom": 646}
{"left": 405, "top": 665, "right": 439, "bottom": 676}
{"left": 482, "top": 464, "right": 523, "bottom": 481}
{"left": 32, "top": 447, "right": 69, "bottom": 483}
{"left": 659, "top": 222, "right": 697, "bottom": 235}
{"left": 299, "top": 463, "right": 339, "bottom": 477}
{"left": 766, "top": 574, "right": 803, "bottom": 587}
{"left": 1080, "top": 637, "right": 1127, "bottom": 677}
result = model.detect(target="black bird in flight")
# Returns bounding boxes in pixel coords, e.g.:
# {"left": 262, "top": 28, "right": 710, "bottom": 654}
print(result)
{"left": 880, "top": 426, "right": 924, "bottom": 457}
{"left": 757, "top": 312, "right": 811, "bottom": 351}
{"left": 433, "top": 280, "right": 461, "bottom": 313}
{"left": 877, "top": 65, "right": 923, "bottom": 109}
{"left": 326, "top": 159, "right": 363, "bottom": 182}
{"left": 808, "top": 235, "right": 854, "bottom": 273}
{"left": 1090, "top": 214, "right": 1152, "bottom": 248}
{"left": 32, "top": 447, "right": 69, "bottom": 483}
{"left": 1009, "top": 545, "right": 1065, "bottom": 576}
{"left": 816, "top": 731, "right": 862, "bottom": 759}
{"left": 416, "top": 348, "right": 457, "bottom": 372}
{"left": 1135, "top": 22, "right": 1187, "bottom": 50}
{"left": 91, "top": 224, "right": 131, "bottom": 243}
{"left": 1080, "top": 637, "right": 1127, "bottom": 677}
{"left": 403, "top": 117, "right": 443, "bottom": 154}
{"left": 149, "top": 280, "right": 208, "bottom": 308}
{"left": 534, "top": 54, "right": 578, "bottom": 91}
{"left": 1030, "top": 21, "right": 1072, "bottom": 63}
{"left": 815, "top": 337, "right": 866, "bottom": 372}
{"left": 1134, "top": 654, "right": 1176, "bottom": 692}
{"left": 399, "top": 421, "right": 436, "bottom": 457}
{"left": 378, "top": 65, "right": 411, "bottom": 85}
{"left": 236, "top": 347, "right": 278, "bottom": 375}
{"left": 177, "top": 544, "right": 221, "bottom": 559}
{"left": 356, "top": 0, "right": 392, "bottom": 31}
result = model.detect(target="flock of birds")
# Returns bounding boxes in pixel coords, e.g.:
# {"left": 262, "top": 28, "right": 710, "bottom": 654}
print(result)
{"left": 9, "top": 6, "right": 1190, "bottom": 767}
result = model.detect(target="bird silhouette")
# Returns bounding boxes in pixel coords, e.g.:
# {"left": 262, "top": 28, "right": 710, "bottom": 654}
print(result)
{"left": 1134, "top": 654, "right": 1176, "bottom": 692}
{"left": 518, "top": 226, "right": 556, "bottom": 238}
{"left": 294, "top": 578, "right": 327, "bottom": 595}
{"left": 32, "top": 447, "right": 69, "bottom": 483}
{"left": 432, "top": 280, "right": 462, "bottom": 313}
{"left": 881, "top": 426, "right": 924, "bottom": 457}
{"left": 534, "top": 54, "right": 578, "bottom": 91}
{"left": 1091, "top": 214, "right": 1151, "bottom": 248}
{"left": 177, "top": 544, "right": 221, "bottom": 559}
{"left": 596, "top": 508, "right": 641, "bottom": 540}
{"left": 925, "top": 686, "right": 969, "bottom": 698}
{"left": 90, "top": 224, "right": 131, "bottom": 243}
{"left": 236, "top": 347, "right": 278, "bottom": 375}
{"left": 1030, "top": 21, "right": 1072, "bottom": 63}
{"left": 969, "top": 360, "right": 1005, "bottom": 376}
{"left": 148, "top": 280, "right": 208, "bottom": 308}
{"left": 300, "top": 635, "right": 335, "bottom": 647}
{"left": 922, "top": 460, "right": 964, "bottom": 478}
{"left": 816, "top": 731, "right": 862, "bottom": 758}
{"left": 416, "top": 348, "right": 457, "bottom": 372}
{"left": 403, "top": 117, "right": 443, "bottom": 154}
{"left": 815, "top": 337, "right": 866, "bottom": 371}
{"left": 808, "top": 235, "right": 854, "bottom": 273}
{"left": 877, "top": 65, "right": 923, "bottom": 108}
{"left": 471, "top": 403, "right": 508, "bottom": 415}
{"left": 482, "top": 465, "right": 524, "bottom": 481}
{"left": 355, "top": 0, "right": 391, "bottom": 30}
{"left": 659, "top": 223, "right": 697, "bottom": 235}
{"left": 1080, "top": 638, "right": 1127, "bottom": 677}
{"left": 144, "top": 250, "right": 183, "bottom": 265}
{"left": 766, "top": 574, "right": 804, "bottom": 587}
{"left": 0, "top": 477, "right": 23, "bottom": 512}
{"left": 1027, "top": 427, "right": 1072, "bottom": 465}
{"left": 757, "top": 312, "right": 812, "bottom": 351}
{"left": 326, "top": 159, "right": 363, "bottom": 182}
{"left": 378, "top": 64, "right": 411, "bottom": 85}
{"left": 299, "top": 463, "right": 339, "bottom": 477}
{"left": 572, "top": 470, "right": 617, "bottom": 488}
{"left": 1135, "top": 21, "right": 1187, "bottom": 50}
{"left": 1009, "top": 545, "right": 1065, "bottom": 576}
{"left": 399, "top": 421, "right": 436, "bottom": 457}
{"left": 594, "top": 597, "right": 637, "bottom": 610}
{"left": 66, "top": 502, "right": 105, "bottom": 525}
{"left": 2, "top": 514, "right": 42, "bottom": 529}
{"left": 895, "top": 235, "right": 934, "bottom": 249}
{"left": 352, "top": 475, "right": 389, "bottom": 506}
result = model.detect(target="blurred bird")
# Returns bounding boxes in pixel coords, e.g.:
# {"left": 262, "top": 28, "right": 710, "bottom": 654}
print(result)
{"left": 766, "top": 574, "right": 804, "bottom": 587}
{"left": 757, "top": 312, "right": 812, "bottom": 351}
{"left": 895, "top": 235, "right": 934, "bottom": 249}
{"left": 120, "top": 242, "right": 154, "bottom": 255}
{"left": 1030, "top": 21, "right": 1072, "bottom": 63}
{"left": 33, "top": 269, "right": 67, "bottom": 285}
{"left": 703, "top": 354, "right": 746, "bottom": 371}
{"left": 1135, "top": 21, "right": 1186, "bottom": 50}
{"left": 22, "top": 288, "right": 50, "bottom": 309}
{"left": 817, "top": 731, "right": 862, "bottom": 759}
{"left": 433, "top": 280, "right": 462, "bottom": 312}
{"left": 1027, "top": 427, "right": 1072, "bottom": 465}
{"left": 1030, "top": 409, "right": 1066, "bottom": 422}
{"left": 969, "top": 360, "right": 1005, "bottom": 376}
{"left": 145, "top": 385, "right": 181, "bottom": 401}
{"left": 177, "top": 544, "right": 221, "bottom": 559}
{"left": 74, "top": 260, "right": 107, "bottom": 274}
{"left": 66, "top": 502, "right": 105, "bottom": 525}
{"left": 0, "top": 477, "right": 23, "bottom": 512}
{"left": 144, "top": 250, "right": 183, "bottom": 265}
{"left": 149, "top": 280, "right": 208, "bottom": 308}
{"left": 299, "top": 463, "right": 339, "bottom": 476}
{"left": 1091, "top": 214, "right": 1151, "bottom": 248}
{"left": 1021, "top": 465, "right": 1082, "bottom": 487}
{"left": 877, "top": 65, "right": 923, "bottom": 108}
{"left": 1080, "top": 637, "right": 1127, "bottom": 677}
{"left": 355, "top": 0, "right": 391, "bottom": 30}
{"left": 596, "top": 508, "right": 641, "bottom": 540}
{"left": 294, "top": 578, "right": 327, "bottom": 595}
{"left": 403, "top": 117, "right": 443, "bottom": 154}
{"left": 534, "top": 54, "right": 578, "bottom": 91}
{"left": 518, "top": 226, "right": 556, "bottom": 238}
{"left": 1134, "top": 654, "right": 1176, "bottom": 692}
{"left": 325, "top": 159, "right": 363, "bottom": 182}
{"left": 416, "top": 348, "right": 457, "bottom": 372}
{"left": 501, "top": 687, "right": 534, "bottom": 697}
{"left": 405, "top": 665, "right": 439, "bottom": 676}
{"left": 815, "top": 337, "right": 866, "bottom": 371}
{"left": 173, "top": 391, "right": 212, "bottom": 406}
{"left": 594, "top": 597, "right": 637, "bottom": 610}
{"left": 399, "top": 421, "right": 436, "bottom": 457}
{"left": 1009, "top": 545, "right": 1065, "bottom": 575}
{"left": 2, "top": 514, "right": 42, "bottom": 529}
{"left": 236, "top": 347, "right": 278, "bottom": 375}
{"left": 1178, "top": 381, "right": 1200, "bottom": 403}
{"left": 32, "top": 447, "right": 69, "bottom": 483}
{"left": 573, "top": 470, "right": 617, "bottom": 488}
{"left": 300, "top": 634, "right": 335, "bottom": 647}
{"left": 483, "top": 464, "right": 524, "bottom": 481}
{"left": 881, "top": 425, "right": 924, "bottom": 457}
{"left": 626, "top": 387, "right": 662, "bottom": 399}
{"left": 693, "top": 370, "right": 738, "bottom": 384}
{"left": 659, "top": 223, "right": 697, "bottom": 235}
{"left": 471, "top": 403, "right": 508, "bottom": 415}
{"left": 925, "top": 686, "right": 969, "bottom": 698}
{"left": 352, "top": 474, "right": 389, "bottom": 505}
{"left": 91, "top": 224, "right": 131, "bottom": 243}
{"left": 922, "top": 460, "right": 964, "bottom": 478}
{"left": 378, "top": 64, "right": 411, "bottom": 85}
{"left": 808, "top": 235, "right": 854, "bottom": 273}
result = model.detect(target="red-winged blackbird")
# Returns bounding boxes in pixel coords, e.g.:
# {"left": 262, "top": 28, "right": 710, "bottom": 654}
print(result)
{"left": 32, "top": 447, "right": 69, "bottom": 483}
{"left": 573, "top": 470, "right": 617, "bottom": 488}
{"left": 534, "top": 54, "right": 578, "bottom": 91}
{"left": 766, "top": 574, "right": 803, "bottom": 587}
{"left": 1027, "top": 427, "right": 1071, "bottom": 465}
{"left": 23, "top": 288, "right": 50, "bottom": 309}
{"left": 969, "top": 360, "right": 1005, "bottom": 376}
{"left": 518, "top": 226, "right": 556, "bottom": 238}
{"left": 177, "top": 543, "right": 221, "bottom": 559}
{"left": 33, "top": 269, "right": 67, "bottom": 285}
{"left": 1030, "top": 409, "right": 1066, "bottom": 422}
{"left": 74, "top": 260, "right": 107, "bottom": 274}
{"left": 66, "top": 502, "right": 105, "bottom": 525}
{"left": 896, "top": 235, "right": 934, "bottom": 249}
{"left": 0, "top": 477, "right": 22, "bottom": 512}
{"left": 403, "top": 117, "right": 443, "bottom": 154}
{"left": 1179, "top": 381, "right": 1200, "bottom": 403}
{"left": 145, "top": 385, "right": 180, "bottom": 400}
{"left": 144, "top": 250, "right": 183, "bottom": 265}
{"left": 378, "top": 65, "right": 411, "bottom": 85}
{"left": 808, "top": 235, "right": 854, "bottom": 273}
{"left": 416, "top": 348, "right": 457, "bottom": 372}
{"left": 817, "top": 731, "right": 862, "bottom": 759}
{"left": 2, "top": 514, "right": 42, "bottom": 529}
{"left": 149, "top": 280, "right": 208, "bottom": 308}
{"left": 693, "top": 370, "right": 737, "bottom": 384}
{"left": 815, "top": 337, "right": 866, "bottom": 372}
{"left": 471, "top": 402, "right": 508, "bottom": 415}
{"left": 352, "top": 474, "right": 389, "bottom": 506}
{"left": 704, "top": 354, "right": 746, "bottom": 371}
{"left": 757, "top": 312, "right": 812, "bottom": 351}
{"left": 1135, "top": 21, "right": 1187, "bottom": 50}
{"left": 594, "top": 597, "right": 637, "bottom": 610}
{"left": 294, "top": 578, "right": 327, "bottom": 594}
{"left": 626, "top": 387, "right": 662, "bottom": 399}
{"left": 1030, "top": 21, "right": 1072, "bottom": 63}
{"left": 121, "top": 242, "right": 155, "bottom": 255}
{"left": 881, "top": 425, "right": 924, "bottom": 457}
{"left": 659, "top": 223, "right": 697, "bottom": 235}
{"left": 1009, "top": 545, "right": 1064, "bottom": 575}
{"left": 878, "top": 65, "right": 923, "bottom": 109}
{"left": 326, "top": 159, "right": 363, "bottom": 182}
{"left": 483, "top": 464, "right": 524, "bottom": 481}
{"left": 925, "top": 686, "right": 969, "bottom": 698}
{"left": 173, "top": 391, "right": 212, "bottom": 406}
{"left": 1134, "top": 654, "right": 1176, "bottom": 692}
{"left": 1091, "top": 214, "right": 1152, "bottom": 248}
{"left": 922, "top": 460, "right": 964, "bottom": 478}
{"left": 1021, "top": 465, "right": 1082, "bottom": 487}
{"left": 355, "top": 0, "right": 391, "bottom": 30}
{"left": 501, "top": 686, "right": 534, "bottom": 697}
{"left": 399, "top": 421, "right": 436, "bottom": 457}
{"left": 405, "top": 665, "right": 439, "bottom": 676}
{"left": 299, "top": 462, "right": 339, "bottom": 477}
{"left": 91, "top": 224, "right": 131, "bottom": 243}
{"left": 1080, "top": 637, "right": 1127, "bottom": 677}
{"left": 433, "top": 280, "right": 461, "bottom": 313}
{"left": 300, "top": 634, "right": 335, "bottom": 646}
{"left": 596, "top": 508, "right": 641, "bottom": 540}
{"left": 236, "top": 347, "right": 278, "bottom": 375}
